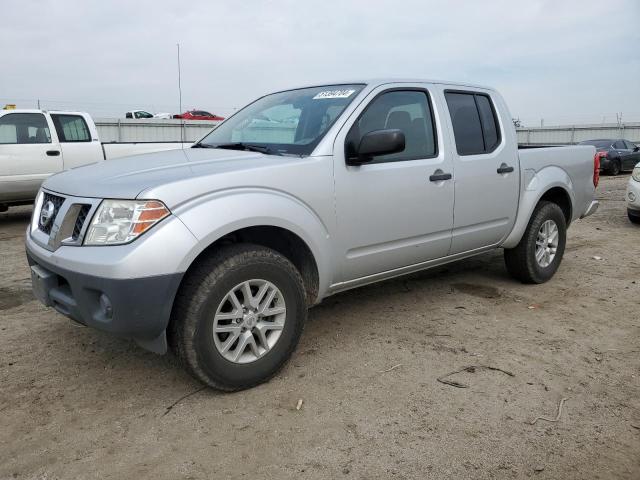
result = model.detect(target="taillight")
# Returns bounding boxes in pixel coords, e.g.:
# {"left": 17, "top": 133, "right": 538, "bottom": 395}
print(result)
{"left": 593, "top": 153, "right": 600, "bottom": 188}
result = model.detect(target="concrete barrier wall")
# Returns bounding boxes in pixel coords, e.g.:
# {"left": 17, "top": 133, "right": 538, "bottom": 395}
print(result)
{"left": 516, "top": 122, "right": 640, "bottom": 145}
{"left": 95, "top": 118, "right": 220, "bottom": 143}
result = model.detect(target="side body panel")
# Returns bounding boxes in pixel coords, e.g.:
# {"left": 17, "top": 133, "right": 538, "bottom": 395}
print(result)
{"left": 144, "top": 155, "right": 336, "bottom": 301}
{"left": 502, "top": 145, "right": 596, "bottom": 248}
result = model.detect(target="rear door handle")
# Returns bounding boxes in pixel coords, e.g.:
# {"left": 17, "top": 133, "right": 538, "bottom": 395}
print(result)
{"left": 46, "top": 150, "right": 60, "bottom": 156}
{"left": 497, "top": 163, "right": 514, "bottom": 174}
{"left": 429, "top": 171, "right": 452, "bottom": 182}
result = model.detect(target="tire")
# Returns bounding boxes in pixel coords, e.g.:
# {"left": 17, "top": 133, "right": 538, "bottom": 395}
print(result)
{"left": 168, "top": 244, "right": 307, "bottom": 391}
{"left": 610, "top": 160, "right": 621, "bottom": 176}
{"left": 504, "top": 201, "right": 567, "bottom": 284}
{"left": 628, "top": 210, "right": 640, "bottom": 225}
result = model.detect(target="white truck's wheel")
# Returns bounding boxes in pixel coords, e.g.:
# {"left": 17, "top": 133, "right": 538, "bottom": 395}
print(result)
{"left": 504, "top": 201, "right": 567, "bottom": 284}
{"left": 169, "top": 244, "right": 307, "bottom": 391}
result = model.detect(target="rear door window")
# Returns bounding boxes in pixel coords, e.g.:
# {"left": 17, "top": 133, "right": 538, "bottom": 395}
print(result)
{"left": 445, "top": 91, "right": 502, "bottom": 156}
{"left": 0, "top": 113, "right": 51, "bottom": 144}
{"left": 51, "top": 114, "right": 91, "bottom": 142}
{"left": 445, "top": 93, "right": 484, "bottom": 155}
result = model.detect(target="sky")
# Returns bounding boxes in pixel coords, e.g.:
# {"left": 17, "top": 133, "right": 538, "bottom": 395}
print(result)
{"left": 1, "top": 0, "right": 639, "bottom": 126}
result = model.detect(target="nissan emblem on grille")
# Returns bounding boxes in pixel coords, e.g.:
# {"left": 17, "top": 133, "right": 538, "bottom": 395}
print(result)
{"left": 40, "top": 201, "right": 55, "bottom": 227}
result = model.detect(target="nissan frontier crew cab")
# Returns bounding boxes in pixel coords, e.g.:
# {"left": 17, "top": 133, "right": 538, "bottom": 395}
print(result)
{"left": 26, "top": 80, "right": 600, "bottom": 391}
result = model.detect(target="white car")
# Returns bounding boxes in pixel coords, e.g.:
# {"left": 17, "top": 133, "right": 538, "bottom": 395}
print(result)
{"left": 124, "top": 110, "right": 172, "bottom": 120}
{"left": 627, "top": 163, "right": 640, "bottom": 224}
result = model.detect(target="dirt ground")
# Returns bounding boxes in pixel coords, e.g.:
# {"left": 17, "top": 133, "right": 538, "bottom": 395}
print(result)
{"left": 1, "top": 175, "right": 639, "bottom": 480}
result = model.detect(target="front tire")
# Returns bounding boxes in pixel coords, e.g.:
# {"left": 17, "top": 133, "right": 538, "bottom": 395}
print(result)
{"left": 628, "top": 209, "right": 640, "bottom": 225}
{"left": 504, "top": 201, "right": 567, "bottom": 284}
{"left": 169, "top": 244, "right": 307, "bottom": 391}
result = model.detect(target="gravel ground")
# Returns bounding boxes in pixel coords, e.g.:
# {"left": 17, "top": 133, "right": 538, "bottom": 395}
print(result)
{"left": 1, "top": 175, "right": 639, "bottom": 480}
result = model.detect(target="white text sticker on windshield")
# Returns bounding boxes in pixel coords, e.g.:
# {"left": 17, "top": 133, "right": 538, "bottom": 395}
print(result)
{"left": 313, "top": 89, "right": 356, "bottom": 100}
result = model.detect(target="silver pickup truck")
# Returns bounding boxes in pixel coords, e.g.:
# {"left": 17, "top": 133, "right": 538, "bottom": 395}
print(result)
{"left": 26, "top": 79, "right": 599, "bottom": 390}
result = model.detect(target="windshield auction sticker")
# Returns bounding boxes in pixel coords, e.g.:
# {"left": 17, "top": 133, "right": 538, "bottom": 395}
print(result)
{"left": 313, "top": 89, "right": 356, "bottom": 99}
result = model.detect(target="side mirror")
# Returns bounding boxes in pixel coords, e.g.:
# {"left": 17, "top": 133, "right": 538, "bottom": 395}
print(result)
{"left": 347, "top": 129, "right": 405, "bottom": 165}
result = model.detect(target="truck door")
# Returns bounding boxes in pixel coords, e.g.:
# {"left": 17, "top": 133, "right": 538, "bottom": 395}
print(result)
{"left": 441, "top": 89, "right": 519, "bottom": 254}
{"left": 0, "top": 112, "right": 62, "bottom": 202}
{"left": 50, "top": 113, "right": 103, "bottom": 169}
{"left": 333, "top": 86, "right": 454, "bottom": 282}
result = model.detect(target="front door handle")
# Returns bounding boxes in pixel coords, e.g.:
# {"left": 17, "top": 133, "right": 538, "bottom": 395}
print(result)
{"left": 497, "top": 163, "right": 514, "bottom": 174}
{"left": 46, "top": 150, "right": 60, "bottom": 156}
{"left": 429, "top": 171, "right": 452, "bottom": 182}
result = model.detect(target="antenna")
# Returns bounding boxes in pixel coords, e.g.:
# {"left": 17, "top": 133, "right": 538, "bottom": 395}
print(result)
{"left": 177, "top": 43, "right": 184, "bottom": 146}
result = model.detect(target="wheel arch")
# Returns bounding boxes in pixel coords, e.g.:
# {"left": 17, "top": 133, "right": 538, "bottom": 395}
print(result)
{"left": 180, "top": 225, "right": 321, "bottom": 306}
{"left": 173, "top": 190, "right": 333, "bottom": 305}
{"left": 502, "top": 166, "right": 575, "bottom": 249}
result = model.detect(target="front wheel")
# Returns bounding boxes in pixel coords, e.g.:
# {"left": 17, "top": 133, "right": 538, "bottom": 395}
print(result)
{"left": 504, "top": 201, "right": 567, "bottom": 284}
{"left": 168, "top": 244, "right": 307, "bottom": 391}
{"left": 628, "top": 209, "right": 640, "bottom": 225}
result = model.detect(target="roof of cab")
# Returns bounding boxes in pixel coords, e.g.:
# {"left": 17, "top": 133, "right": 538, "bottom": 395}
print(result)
{"left": 0, "top": 109, "right": 89, "bottom": 115}
{"left": 279, "top": 78, "right": 496, "bottom": 92}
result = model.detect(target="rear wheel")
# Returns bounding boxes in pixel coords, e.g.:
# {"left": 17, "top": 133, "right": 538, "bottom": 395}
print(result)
{"left": 504, "top": 201, "right": 567, "bottom": 284}
{"left": 169, "top": 244, "right": 307, "bottom": 391}
{"left": 628, "top": 209, "right": 640, "bottom": 225}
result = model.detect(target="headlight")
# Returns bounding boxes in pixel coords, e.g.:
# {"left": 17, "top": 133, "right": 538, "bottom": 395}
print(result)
{"left": 84, "top": 199, "right": 170, "bottom": 245}
{"left": 632, "top": 167, "right": 640, "bottom": 182}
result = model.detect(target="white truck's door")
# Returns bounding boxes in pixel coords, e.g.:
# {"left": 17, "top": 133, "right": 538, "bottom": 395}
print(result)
{"left": 442, "top": 89, "right": 519, "bottom": 254}
{"left": 0, "top": 112, "right": 63, "bottom": 203}
{"left": 333, "top": 86, "right": 454, "bottom": 282}
{"left": 50, "top": 113, "right": 103, "bottom": 169}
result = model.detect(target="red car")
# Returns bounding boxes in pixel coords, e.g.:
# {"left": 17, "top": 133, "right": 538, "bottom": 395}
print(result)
{"left": 173, "top": 110, "right": 225, "bottom": 121}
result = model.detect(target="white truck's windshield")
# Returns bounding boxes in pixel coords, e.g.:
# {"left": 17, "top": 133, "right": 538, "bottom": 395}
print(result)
{"left": 197, "top": 84, "right": 365, "bottom": 156}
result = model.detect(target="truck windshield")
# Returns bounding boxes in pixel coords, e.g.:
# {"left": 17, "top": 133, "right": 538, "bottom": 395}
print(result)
{"left": 197, "top": 84, "right": 365, "bottom": 156}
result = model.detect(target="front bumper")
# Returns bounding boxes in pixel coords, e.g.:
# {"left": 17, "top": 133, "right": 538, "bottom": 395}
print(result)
{"left": 25, "top": 190, "right": 199, "bottom": 353}
{"left": 26, "top": 246, "right": 183, "bottom": 353}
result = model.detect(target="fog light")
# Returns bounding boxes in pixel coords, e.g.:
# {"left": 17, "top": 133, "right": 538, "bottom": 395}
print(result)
{"left": 99, "top": 294, "right": 113, "bottom": 319}
{"left": 630, "top": 192, "right": 637, "bottom": 202}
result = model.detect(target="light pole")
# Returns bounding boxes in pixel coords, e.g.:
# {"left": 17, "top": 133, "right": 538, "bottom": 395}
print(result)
{"left": 177, "top": 43, "right": 184, "bottom": 145}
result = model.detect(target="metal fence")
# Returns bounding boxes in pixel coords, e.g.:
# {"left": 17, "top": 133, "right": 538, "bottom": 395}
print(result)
{"left": 516, "top": 122, "right": 640, "bottom": 145}
{"left": 95, "top": 118, "right": 220, "bottom": 143}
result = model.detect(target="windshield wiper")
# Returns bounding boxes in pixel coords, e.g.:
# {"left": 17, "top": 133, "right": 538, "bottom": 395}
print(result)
{"left": 211, "top": 143, "right": 282, "bottom": 155}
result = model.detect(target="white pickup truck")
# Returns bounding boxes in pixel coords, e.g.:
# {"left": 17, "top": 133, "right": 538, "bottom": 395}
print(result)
{"left": 0, "top": 109, "right": 189, "bottom": 211}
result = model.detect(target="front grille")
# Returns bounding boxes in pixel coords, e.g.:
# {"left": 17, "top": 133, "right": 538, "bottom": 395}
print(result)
{"left": 38, "top": 193, "right": 65, "bottom": 234}
{"left": 72, "top": 205, "right": 91, "bottom": 240}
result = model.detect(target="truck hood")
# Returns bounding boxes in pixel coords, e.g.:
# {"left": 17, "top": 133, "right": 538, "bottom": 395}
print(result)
{"left": 43, "top": 147, "right": 300, "bottom": 203}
